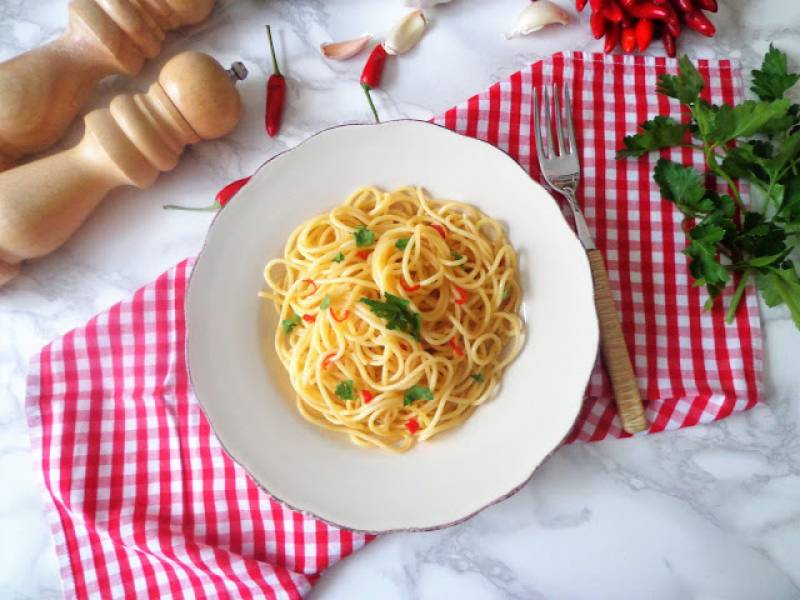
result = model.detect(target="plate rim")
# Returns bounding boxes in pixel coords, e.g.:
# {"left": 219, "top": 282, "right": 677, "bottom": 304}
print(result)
{"left": 186, "top": 118, "right": 599, "bottom": 533}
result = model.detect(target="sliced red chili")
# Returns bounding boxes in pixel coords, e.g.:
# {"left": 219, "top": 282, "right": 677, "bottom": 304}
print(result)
{"left": 429, "top": 223, "right": 447, "bottom": 239}
{"left": 399, "top": 342, "right": 410, "bottom": 351}
{"left": 400, "top": 280, "right": 421, "bottom": 292}
{"left": 322, "top": 353, "right": 337, "bottom": 369}
{"left": 453, "top": 285, "right": 468, "bottom": 305}
{"left": 302, "top": 279, "right": 318, "bottom": 295}
{"left": 356, "top": 250, "right": 372, "bottom": 260}
{"left": 361, "top": 389, "right": 374, "bottom": 404}
{"left": 330, "top": 307, "right": 350, "bottom": 322}
{"left": 405, "top": 418, "right": 420, "bottom": 435}
{"left": 448, "top": 337, "right": 465, "bottom": 357}
{"left": 302, "top": 314, "right": 316, "bottom": 323}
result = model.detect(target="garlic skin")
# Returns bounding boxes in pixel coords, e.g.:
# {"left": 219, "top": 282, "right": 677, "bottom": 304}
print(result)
{"left": 320, "top": 34, "right": 372, "bottom": 60}
{"left": 383, "top": 10, "right": 427, "bottom": 56}
{"left": 405, "top": 0, "right": 451, "bottom": 7}
{"left": 506, "top": 1, "right": 571, "bottom": 39}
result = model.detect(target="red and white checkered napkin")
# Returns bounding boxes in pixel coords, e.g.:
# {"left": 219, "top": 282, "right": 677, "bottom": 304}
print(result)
{"left": 26, "top": 52, "right": 762, "bottom": 599}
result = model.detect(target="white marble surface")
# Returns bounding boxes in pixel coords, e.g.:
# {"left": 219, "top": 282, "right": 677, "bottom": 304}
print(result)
{"left": 1, "top": 0, "right": 799, "bottom": 598}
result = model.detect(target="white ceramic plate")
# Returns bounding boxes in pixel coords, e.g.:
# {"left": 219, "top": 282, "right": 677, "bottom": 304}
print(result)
{"left": 186, "top": 120, "right": 598, "bottom": 533}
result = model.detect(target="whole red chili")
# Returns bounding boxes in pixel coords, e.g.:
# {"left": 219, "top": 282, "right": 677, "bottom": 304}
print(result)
{"left": 662, "top": 31, "right": 676, "bottom": 57}
{"left": 360, "top": 43, "right": 387, "bottom": 123}
{"left": 695, "top": 0, "right": 717, "bottom": 11}
{"left": 619, "top": 0, "right": 637, "bottom": 7}
{"left": 603, "top": 0, "right": 624, "bottom": 22}
{"left": 590, "top": 11, "right": 606, "bottom": 39}
{"left": 631, "top": 2, "right": 670, "bottom": 20}
{"left": 635, "top": 18, "right": 654, "bottom": 52}
{"left": 684, "top": 10, "right": 716, "bottom": 36}
{"left": 604, "top": 22, "right": 620, "bottom": 53}
{"left": 265, "top": 25, "right": 285, "bottom": 137}
{"left": 672, "top": 0, "right": 694, "bottom": 13}
{"left": 621, "top": 26, "right": 636, "bottom": 52}
{"left": 589, "top": 0, "right": 605, "bottom": 12}
{"left": 163, "top": 175, "right": 252, "bottom": 212}
{"left": 576, "top": 0, "right": 588, "bottom": 10}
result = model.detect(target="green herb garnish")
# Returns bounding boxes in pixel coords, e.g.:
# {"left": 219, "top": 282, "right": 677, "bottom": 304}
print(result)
{"left": 501, "top": 287, "right": 510, "bottom": 301}
{"left": 335, "top": 380, "right": 355, "bottom": 401}
{"left": 403, "top": 385, "right": 433, "bottom": 406}
{"left": 451, "top": 250, "right": 463, "bottom": 261}
{"left": 359, "top": 293, "right": 421, "bottom": 340}
{"left": 332, "top": 252, "right": 345, "bottom": 263}
{"left": 320, "top": 295, "right": 331, "bottom": 310}
{"left": 396, "top": 238, "right": 410, "bottom": 250}
{"left": 281, "top": 313, "right": 301, "bottom": 334}
{"left": 353, "top": 226, "right": 375, "bottom": 247}
{"left": 470, "top": 373, "right": 484, "bottom": 383}
{"left": 617, "top": 46, "right": 800, "bottom": 327}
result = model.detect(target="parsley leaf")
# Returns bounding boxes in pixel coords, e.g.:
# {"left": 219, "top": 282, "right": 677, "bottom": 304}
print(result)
{"left": 335, "top": 380, "right": 355, "bottom": 401}
{"left": 707, "top": 100, "right": 791, "bottom": 144}
{"left": 653, "top": 159, "right": 715, "bottom": 216}
{"left": 617, "top": 116, "right": 690, "bottom": 158}
{"left": 395, "top": 237, "right": 410, "bottom": 250}
{"left": 757, "top": 264, "right": 800, "bottom": 327}
{"left": 501, "top": 286, "right": 510, "bottom": 301}
{"left": 320, "top": 295, "right": 331, "bottom": 310}
{"left": 470, "top": 373, "right": 484, "bottom": 383}
{"left": 751, "top": 44, "right": 800, "bottom": 102}
{"left": 403, "top": 385, "right": 433, "bottom": 406}
{"left": 451, "top": 250, "right": 463, "bottom": 261}
{"left": 332, "top": 252, "right": 345, "bottom": 263}
{"left": 657, "top": 56, "right": 705, "bottom": 105}
{"left": 281, "top": 313, "right": 301, "bottom": 334}
{"left": 353, "top": 226, "right": 375, "bottom": 247}
{"left": 360, "top": 293, "right": 421, "bottom": 340}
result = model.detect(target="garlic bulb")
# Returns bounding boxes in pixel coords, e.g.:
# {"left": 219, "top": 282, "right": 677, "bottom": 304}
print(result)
{"left": 405, "top": 0, "right": 452, "bottom": 7}
{"left": 506, "top": 0, "right": 571, "bottom": 39}
{"left": 320, "top": 34, "right": 372, "bottom": 60}
{"left": 384, "top": 10, "right": 427, "bottom": 55}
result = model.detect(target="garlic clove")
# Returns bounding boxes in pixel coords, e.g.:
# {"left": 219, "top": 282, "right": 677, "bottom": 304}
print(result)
{"left": 506, "top": 0, "right": 571, "bottom": 39}
{"left": 320, "top": 34, "right": 373, "bottom": 60}
{"left": 383, "top": 10, "right": 427, "bottom": 56}
{"left": 405, "top": 0, "right": 452, "bottom": 7}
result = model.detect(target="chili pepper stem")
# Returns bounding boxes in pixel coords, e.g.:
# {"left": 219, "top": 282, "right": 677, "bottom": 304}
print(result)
{"left": 163, "top": 202, "right": 220, "bottom": 212}
{"left": 266, "top": 25, "right": 281, "bottom": 76}
{"left": 362, "top": 84, "right": 380, "bottom": 123}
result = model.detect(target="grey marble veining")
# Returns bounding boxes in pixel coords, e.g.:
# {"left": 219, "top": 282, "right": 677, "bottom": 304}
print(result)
{"left": 1, "top": 1, "right": 799, "bottom": 598}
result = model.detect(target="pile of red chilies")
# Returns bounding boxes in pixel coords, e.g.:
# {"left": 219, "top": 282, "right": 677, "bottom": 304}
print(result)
{"left": 576, "top": 0, "right": 717, "bottom": 57}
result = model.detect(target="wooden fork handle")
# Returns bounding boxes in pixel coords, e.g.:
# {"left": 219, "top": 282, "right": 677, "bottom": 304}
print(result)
{"left": 587, "top": 249, "right": 649, "bottom": 434}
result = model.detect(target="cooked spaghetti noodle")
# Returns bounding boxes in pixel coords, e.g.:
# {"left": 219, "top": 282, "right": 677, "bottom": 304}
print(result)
{"left": 260, "top": 186, "right": 523, "bottom": 452}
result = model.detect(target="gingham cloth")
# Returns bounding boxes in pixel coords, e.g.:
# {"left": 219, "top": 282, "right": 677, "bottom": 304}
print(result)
{"left": 25, "top": 52, "right": 762, "bottom": 599}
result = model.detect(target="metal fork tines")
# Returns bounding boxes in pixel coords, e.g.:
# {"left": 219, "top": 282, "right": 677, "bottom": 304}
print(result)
{"left": 532, "top": 84, "right": 594, "bottom": 251}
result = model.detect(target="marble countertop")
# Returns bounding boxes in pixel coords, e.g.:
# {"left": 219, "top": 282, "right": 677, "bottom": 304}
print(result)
{"left": 2, "top": 0, "right": 799, "bottom": 598}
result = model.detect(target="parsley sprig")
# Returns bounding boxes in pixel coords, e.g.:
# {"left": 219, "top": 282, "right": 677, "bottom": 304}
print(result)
{"left": 617, "top": 47, "right": 800, "bottom": 328}
{"left": 359, "top": 293, "right": 421, "bottom": 340}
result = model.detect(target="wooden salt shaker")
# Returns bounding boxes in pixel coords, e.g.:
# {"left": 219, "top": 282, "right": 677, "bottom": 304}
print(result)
{"left": 0, "top": 51, "right": 246, "bottom": 285}
{"left": 0, "top": 0, "right": 215, "bottom": 168}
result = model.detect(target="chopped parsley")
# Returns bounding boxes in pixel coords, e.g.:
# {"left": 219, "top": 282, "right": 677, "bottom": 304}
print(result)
{"left": 404, "top": 385, "right": 433, "bottom": 406}
{"left": 501, "top": 287, "right": 510, "bottom": 301}
{"left": 470, "top": 373, "right": 484, "bottom": 383}
{"left": 451, "top": 250, "right": 463, "bottom": 261}
{"left": 395, "top": 237, "right": 410, "bottom": 250}
{"left": 320, "top": 295, "right": 331, "bottom": 310}
{"left": 353, "top": 226, "right": 375, "bottom": 247}
{"left": 281, "top": 312, "right": 301, "bottom": 334}
{"left": 332, "top": 252, "right": 345, "bottom": 263}
{"left": 335, "top": 380, "right": 355, "bottom": 400}
{"left": 360, "top": 293, "right": 421, "bottom": 340}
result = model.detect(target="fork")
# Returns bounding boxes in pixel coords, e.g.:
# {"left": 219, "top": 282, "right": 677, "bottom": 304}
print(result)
{"left": 533, "top": 84, "right": 648, "bottom": 434}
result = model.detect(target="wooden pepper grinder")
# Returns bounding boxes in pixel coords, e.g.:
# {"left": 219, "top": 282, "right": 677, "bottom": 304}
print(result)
{"left": 0, "top": 0, "right": 215, "bottom": 169}
{"left": 0, "top": 51, "right": 247, "bottom": 285}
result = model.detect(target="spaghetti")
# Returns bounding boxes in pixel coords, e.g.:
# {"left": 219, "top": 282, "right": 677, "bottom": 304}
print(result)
{"left": 260, "top": 186, "right": 523, "bottom": 452}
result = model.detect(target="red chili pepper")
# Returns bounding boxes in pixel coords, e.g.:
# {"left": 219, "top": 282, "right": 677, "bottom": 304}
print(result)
{"left": 590, "top": 11, "right": 606, "bottom": 39}
{"left": 429, "top": 223, "right": 447, "bottom": 239}
{"left": 576, "top": 0, "right": 588, "bottom": 10}
{"left": 399, "top": 342, "right": 410, "bottom": 351}
{"left": 684, "top": 10, "right": 716, "bottom": 36}
{"left": 400, "top": 280, "right": 421, "bottom": 292}
{"left": 405, "top": 418, "right": 420, "bottom": 435}
{"left": 672, "top": 0, "right": 694, "bottom": 12}
{"left": 302, "top": 314, "right": 316, "bottom": 323}
{"left": 452, "top": 285, "right": 468, "bottom": 305}
{"left": 662, "top": 31, "right": 677, "bottom": 57}
{"left": 652, "top": 0, "right": 668, "bottom": 3}
{"left": 163, "top": 176, "right": 252, "bottom": 212}
{"left": 695, "top": 0, "right": 717, "bottom": 11}
{"left": 265, "top": 25, "right": 285, "bottom": 138}
{"left": 631, "top": 2, "right": 670, "bottom": 20}
{"left": 322, "top": 353, "right": 337, "bottom": 369}
{"left": 356, "top": 249, "right": 372, "bottom": 260}
{"left": 360, "top": 44, "right": 387, "bottom": 123}
{"left": 361, "top": 389, "right": 374, "bottom": 404}
{"left": 619, "top": 0, "right": 637, "bottom": 6}
{"left": 664, "top": 15, "right": 681, "bottom": 38}
{"left": 621, "top": 26, "right": 636, "bottom": 52}
{"left": 589, "top": 0, "right": 604, "bottom": 12}
{"left": 604, "top": 22, "right": 620, "bottom": 53}
{"left": 302, "top": 279, "right": 318, "bottom": 295}
{"left": 330, "top": 307, "right": 350, "bottom": 322}
{"left": 603, "top": 0, "right": 624, "bottom": 22}
{"left": 448, "top": 337, "right": 465, "bottom": 358}
{"left": 635, "top": 18, "right": 654, "bottom": 52}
